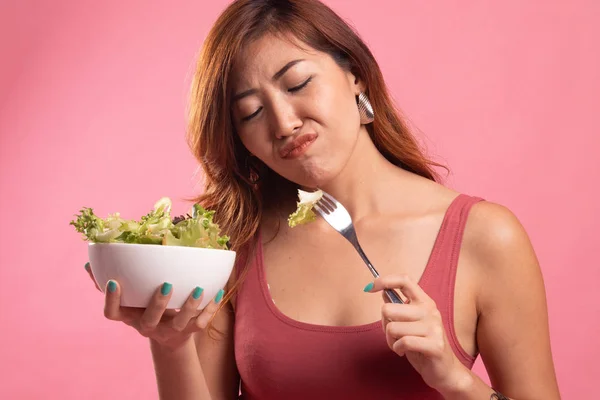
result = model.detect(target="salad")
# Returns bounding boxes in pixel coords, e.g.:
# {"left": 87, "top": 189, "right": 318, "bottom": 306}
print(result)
{"left": 70, "top": 197, "right": 230, "bottom": 250}
{"left": 288, "top": 189, "right": 323, "bottom": 228}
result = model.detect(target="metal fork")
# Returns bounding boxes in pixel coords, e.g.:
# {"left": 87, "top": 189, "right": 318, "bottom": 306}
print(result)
{"left": 313, "top": 191, "right": 404, "bottom": 304}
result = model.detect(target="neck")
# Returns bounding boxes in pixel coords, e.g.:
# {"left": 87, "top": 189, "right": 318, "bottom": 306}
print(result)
{"left": 317, "top": 127, "right": 413, "bottom": 221}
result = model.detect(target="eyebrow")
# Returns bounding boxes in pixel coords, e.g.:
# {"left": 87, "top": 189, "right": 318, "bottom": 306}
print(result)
{"left": 232, "top": 59, "right": 305, "bottom": 103}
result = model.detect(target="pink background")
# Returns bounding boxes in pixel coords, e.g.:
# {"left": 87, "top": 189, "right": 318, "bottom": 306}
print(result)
{"left": 1, "top": 1, "right": 598, "bottom": 398}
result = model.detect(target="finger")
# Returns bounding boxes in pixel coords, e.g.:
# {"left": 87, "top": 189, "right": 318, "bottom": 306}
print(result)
{"left": 367, "top": 274, "right": 430, "bottom": 304}
{"left": 139, "top": 282, "right": 173, "bottom": 333}
{"left": 104, "top": 280, "right": 123, "bottom": 321}
{"left": 196, "top": 289, "right": 225, "bottom": 329}
{"left": 386, "top": 321, "right": 429, "bottom": 340}
{"left": 84, "top": 262, "right": 101, "bottom": 291}
{"left": 117, "top": 306, "right": 145, "bottom": 327}
{"left": 381, "top": 303, "right": 425, "bottom": 322}
{"left": 381, "top": 289, "right": 409, "bottom": 305}
{"left": 381, "top": 302, "right": 423, "bottom": 335}
{"left": 171, "top": 286, "right": 204, "bottom": 332}
{"left": 392, "top": 335, "right": 442, "bottom": 358}
{"left": 385, "top": 321, "right": 430, "bottom": 350}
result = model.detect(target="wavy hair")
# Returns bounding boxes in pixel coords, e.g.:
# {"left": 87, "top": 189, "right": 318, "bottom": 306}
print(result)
{"left": 186, "top": 0, "right": 447, "bottom": 318}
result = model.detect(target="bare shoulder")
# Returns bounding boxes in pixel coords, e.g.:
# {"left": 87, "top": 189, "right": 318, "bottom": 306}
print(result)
{"left": 464, "top": 200, "right": 533, "bottom": 256}
{"left": 462, "top": 200, "right": 544, "bottom": 308}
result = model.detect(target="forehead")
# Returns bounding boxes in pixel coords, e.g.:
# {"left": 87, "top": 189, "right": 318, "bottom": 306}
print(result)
{"left": 231, "top": 33, "right": 321, "bottom": 85}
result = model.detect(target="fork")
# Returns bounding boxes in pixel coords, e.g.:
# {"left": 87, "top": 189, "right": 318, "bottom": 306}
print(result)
{"left": 313, "top": 191, "right": 404, "bottom": 304}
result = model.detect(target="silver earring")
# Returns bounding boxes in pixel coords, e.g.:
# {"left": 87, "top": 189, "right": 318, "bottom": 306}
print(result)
{"left": 357, "top": 92, "right": 374, "bottom": 124}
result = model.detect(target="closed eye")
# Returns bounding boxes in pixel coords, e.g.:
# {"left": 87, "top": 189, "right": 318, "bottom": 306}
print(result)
{"left": 240, "top": 77, "right": 313, "bottom": 122}
{"left": 241, "top": 107, "right": 262, "bottom": 122}
{"left": 288, "top": 76, "right": 312, "bottom": 93}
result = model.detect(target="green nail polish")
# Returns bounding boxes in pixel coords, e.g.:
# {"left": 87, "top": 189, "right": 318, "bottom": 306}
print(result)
{"left": 192, "top": 286, "right": 203, "bottom": 300}
{"left": 107, "top": 280, "right": 117, "bottom": 293}
{"left": 84, "top": 262, "right": 90, "bottom": 271}
{"left": 161, "top": 282, "right": 172, "bottom": 296}
{"left": 215, "top": 289, "right": 225, "bottom": 303}
{"left": 363, "top": 282, "right": 374, "bottom": 292}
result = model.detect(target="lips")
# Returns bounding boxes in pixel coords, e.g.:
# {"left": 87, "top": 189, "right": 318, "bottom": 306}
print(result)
{"left": 279, "top": 133, "right": 318, "bottom": 159}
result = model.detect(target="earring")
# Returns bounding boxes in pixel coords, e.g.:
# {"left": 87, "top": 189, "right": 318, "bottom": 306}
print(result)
{"left": 245, "top": 155, "right": 262, "bottom": 185}
{"left": 357, "top": 92, "right": 374, "bottom": 124}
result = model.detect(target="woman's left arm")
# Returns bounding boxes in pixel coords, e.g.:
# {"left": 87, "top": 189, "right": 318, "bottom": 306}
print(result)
{"left": 457, "top": 201, "right": 561, "bottom": 399}
{"left": 370, "top": 202, "right": 561, "bottom": 399}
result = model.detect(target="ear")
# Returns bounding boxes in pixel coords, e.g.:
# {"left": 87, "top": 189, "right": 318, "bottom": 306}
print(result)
{"left": 346, "top": 68, "right": 366, "bottom": 95}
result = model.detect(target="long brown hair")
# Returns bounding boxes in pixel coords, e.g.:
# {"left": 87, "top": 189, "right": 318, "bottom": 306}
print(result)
{"left": 186, "top": 0, "right": 446, "bottom": 312}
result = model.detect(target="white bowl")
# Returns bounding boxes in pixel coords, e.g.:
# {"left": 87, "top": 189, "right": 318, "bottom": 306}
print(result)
{"left": 88, "top": 242, "right": 236, "bottom": 309}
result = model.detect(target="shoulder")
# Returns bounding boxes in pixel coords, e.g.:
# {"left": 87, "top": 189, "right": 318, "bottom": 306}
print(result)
{"left": 463, "top": 200, "right": 535, "bottom": 264}
{"left": 422, "top": 183, "right": 532, "bottom": 256}
{"left": 462, "top": 199, "right": 544, "bottom": 308}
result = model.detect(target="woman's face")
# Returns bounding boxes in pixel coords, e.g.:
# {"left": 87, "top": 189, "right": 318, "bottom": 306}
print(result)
{"left": 230, "top": 33, "right": 364, "bottom": 188}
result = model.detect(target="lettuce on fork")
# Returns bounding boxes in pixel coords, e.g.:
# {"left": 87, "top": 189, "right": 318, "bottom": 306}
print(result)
{"left": 288, "top": 189, "right": 323, "bottom": 228}
{"left": 69, "top": 197, "right": 230, "bottom": 250}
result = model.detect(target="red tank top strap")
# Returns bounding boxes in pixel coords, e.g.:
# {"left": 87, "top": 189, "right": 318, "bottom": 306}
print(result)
{"left": 230, "top": 235, "right": 260, "bottom": 309}
{"left": 420, "top": 193, "right": 485, "bottom": 366}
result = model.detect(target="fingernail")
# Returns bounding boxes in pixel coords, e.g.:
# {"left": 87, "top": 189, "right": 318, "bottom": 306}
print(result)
{"left": 107, "top": 280, "right": 117, "bottom": 293}
{"left": 215, "top": 289, "right": 225, "bottom": 303}
{"left": 363, "top": 282, "right": 374, "bottom": 292}
{"left": 161, "top": 282, "right": 172, "bottom": 296}
{"left": 84, "top": 262, "right": 90, "bottom": 271}
{"left": 192, "top": 286, "right": 203, "bottom": 300}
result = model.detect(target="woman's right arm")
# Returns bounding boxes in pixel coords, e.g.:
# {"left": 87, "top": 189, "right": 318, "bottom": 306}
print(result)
{"left": 151, "top": 336, "right": 211, "bottom": 399}
{"left": 151, "top": 300, "right": 239, "bottom": 400}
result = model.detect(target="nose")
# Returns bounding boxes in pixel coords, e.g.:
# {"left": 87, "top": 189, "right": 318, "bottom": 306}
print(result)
{"left": 270, "top": 100, "right": 302, "bottom": 140}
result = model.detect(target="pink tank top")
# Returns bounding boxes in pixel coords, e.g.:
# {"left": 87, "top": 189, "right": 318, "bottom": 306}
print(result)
{"left": 234, "top": 194, "right": 483, "bottom": 399}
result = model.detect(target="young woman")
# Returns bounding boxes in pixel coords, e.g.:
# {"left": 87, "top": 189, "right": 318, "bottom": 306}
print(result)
{"left": 86, "top": 1, "right": 560, "bottom": 398}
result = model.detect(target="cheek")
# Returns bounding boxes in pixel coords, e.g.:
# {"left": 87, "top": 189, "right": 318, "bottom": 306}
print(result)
{"left": 238, "top": 133, "right": 258, "bottom": 154}
{"left": 311, "top": 83, "right": 359, "bottom": 133}
{"left": 238, "top": 131, "right": 277, "bottom": 165}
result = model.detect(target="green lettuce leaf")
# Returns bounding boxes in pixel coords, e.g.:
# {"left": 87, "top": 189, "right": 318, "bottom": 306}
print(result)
{"left": 70, "top": 197, "right": 230, "bottom": 249}
{"left": 288, "top": 189, "right": 323, "bottom": 228}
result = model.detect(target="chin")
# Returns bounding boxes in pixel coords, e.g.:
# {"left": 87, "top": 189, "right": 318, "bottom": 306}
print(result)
{"left": 286, "top": 168, "right": 338, "bottom": 190}
{"left": 271, "top": 155, "right": 344, "bottom": 189}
